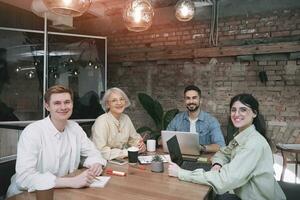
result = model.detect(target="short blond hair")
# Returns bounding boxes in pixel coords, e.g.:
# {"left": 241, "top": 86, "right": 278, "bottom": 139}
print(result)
{"left": 101, "top": 87, "right": 131, "bottom": 112}
{"left": 44, "top": 85, "right": 73, "bottom": 103}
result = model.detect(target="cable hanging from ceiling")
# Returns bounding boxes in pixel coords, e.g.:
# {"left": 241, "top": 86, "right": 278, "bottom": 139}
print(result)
{"left": 209, "top": 0, "right": 219, "bottom": 46}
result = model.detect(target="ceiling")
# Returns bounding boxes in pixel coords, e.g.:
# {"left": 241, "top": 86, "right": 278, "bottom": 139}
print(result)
{"left": 0, "top": 0, "right": 300, "bottom": 34}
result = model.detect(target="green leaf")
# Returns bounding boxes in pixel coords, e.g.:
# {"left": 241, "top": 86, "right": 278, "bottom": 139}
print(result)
{"left": 138, "top": 93, "right": 163, "bottom": 129}
{"left": 162, "top": 109, "right": 179, "bottom": 130}
{"left": 136, "top": 126, "right": 153, "bottom": 134}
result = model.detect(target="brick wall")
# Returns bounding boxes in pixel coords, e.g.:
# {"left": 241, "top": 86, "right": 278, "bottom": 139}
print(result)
{"left": 107, "top": 8, "right": 300, "bottom": 148}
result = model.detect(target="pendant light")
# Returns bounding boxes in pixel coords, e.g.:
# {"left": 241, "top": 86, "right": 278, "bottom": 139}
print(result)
{"left": 175, "top": 0, "right": 195, "bottom": 22}
{"left": 123, "top": 0, "right": 154, "bottom": 32}
{"left": 43, "top": 0, "right": 92, "bottom": 17}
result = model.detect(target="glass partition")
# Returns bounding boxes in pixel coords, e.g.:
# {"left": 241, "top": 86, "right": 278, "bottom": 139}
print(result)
{"left": 48, "top": 33, "right": 106, "bottom": 119}
{"left": 0, "top": 29, "right": 44, "bottom": 122}
{"left": 0, "top": 28, "right": 107, "bottom": 123}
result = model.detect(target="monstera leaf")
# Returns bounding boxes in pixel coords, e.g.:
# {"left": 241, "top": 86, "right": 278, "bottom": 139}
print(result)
{"left": 137, "top": 93, "right": 178, "bottom": 140}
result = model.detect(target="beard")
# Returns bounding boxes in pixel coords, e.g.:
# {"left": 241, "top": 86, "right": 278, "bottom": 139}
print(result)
{"left": 186, "top": 103, "right": 200, "bottom": 112}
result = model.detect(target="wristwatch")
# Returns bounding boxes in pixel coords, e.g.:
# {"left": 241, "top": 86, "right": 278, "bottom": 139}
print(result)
{"left": 200, "top": 144, "right": 206, "bottom": 152}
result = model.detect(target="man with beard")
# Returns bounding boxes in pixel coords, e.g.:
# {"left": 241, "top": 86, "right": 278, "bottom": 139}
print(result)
{"left": 167, "top": 85, "right": 225, "bottom": 153}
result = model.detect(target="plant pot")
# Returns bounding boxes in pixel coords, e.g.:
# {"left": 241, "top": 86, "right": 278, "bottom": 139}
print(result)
{"left": 151, "top": 161, "right": 164, "bottom": 173}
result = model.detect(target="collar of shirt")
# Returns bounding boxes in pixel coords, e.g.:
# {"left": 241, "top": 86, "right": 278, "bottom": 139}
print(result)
{"left": 45, "top": 116, "right": 66, "bottom": 139}
{"left": 183, "top": 111, "right": 204, "bottom": 122}
{"left": 107, "top": 112, "right": 126, "bottom": 126}
{"left": 233, "top": 125, "right": 256, "bottom": 146}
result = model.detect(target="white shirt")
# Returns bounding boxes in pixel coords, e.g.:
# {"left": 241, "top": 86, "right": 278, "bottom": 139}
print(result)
{"left": 189, "top": 117, "right": 198, "bottom": 133}
{"left": 7, "top": 116, "right": 107, "bottom": 197}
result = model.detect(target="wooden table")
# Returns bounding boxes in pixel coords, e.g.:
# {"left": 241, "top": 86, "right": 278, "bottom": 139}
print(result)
{"left": 276, "top": 143, "right": 300, "bottom": 183}
{"left": 7, "top": 162, "right": 212, "bottom": 200}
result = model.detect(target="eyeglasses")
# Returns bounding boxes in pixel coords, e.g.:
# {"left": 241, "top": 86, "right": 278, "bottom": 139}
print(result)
{"left": 230, "top": 107, "right": 251, "bottom": 114}
{"left": 109, "top": 98, "right": 126, "bottom": 104}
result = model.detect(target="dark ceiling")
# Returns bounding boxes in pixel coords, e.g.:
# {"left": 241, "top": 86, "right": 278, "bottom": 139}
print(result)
{"left": 0, "top": 0, "right": 300, "bottom": 34}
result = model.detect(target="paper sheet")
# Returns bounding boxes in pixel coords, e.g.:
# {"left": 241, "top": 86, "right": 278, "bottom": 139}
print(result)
{"left": 89, "top": 176, "right": 111, "bottom": 188}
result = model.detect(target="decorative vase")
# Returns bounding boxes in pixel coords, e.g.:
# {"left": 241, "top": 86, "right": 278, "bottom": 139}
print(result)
{"left": 151, "top": 161, "right": 164, "bottom": 173}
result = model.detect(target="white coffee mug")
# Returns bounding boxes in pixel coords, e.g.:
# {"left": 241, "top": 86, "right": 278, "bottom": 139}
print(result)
{"left": 147, "top": 139, "right": 156, "bottom": 152}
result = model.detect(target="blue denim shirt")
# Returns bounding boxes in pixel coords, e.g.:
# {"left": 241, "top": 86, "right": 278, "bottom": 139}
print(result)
{"left": 166, "top": 111, "right": 225, "bottom": 147}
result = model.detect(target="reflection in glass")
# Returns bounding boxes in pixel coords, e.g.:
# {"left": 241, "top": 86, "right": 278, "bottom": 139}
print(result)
{"left": 0, "top": 30, "right": 44, "bottom": 122}
{"left": 0, "top": 28, "right": 107, "bottom": 122}
{"left": 48, "top": 35, "right": 106, "bottom": 119}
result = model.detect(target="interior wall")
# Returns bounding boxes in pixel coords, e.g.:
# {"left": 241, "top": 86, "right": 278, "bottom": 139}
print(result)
{"left": 107, "top": 8, "right": 300, "bottom": 148}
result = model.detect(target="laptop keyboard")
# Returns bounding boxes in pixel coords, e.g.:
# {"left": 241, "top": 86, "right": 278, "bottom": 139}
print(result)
{"left": 181, "top": 161, "right": 211, "bottom": 171}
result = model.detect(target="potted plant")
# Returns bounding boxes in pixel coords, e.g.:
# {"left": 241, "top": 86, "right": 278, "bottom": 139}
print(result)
{"left": 151, "top": 155, "right": 164, "bottom": 173}
{"left": 137, "top": 93, "right": 179, "bottom": 141}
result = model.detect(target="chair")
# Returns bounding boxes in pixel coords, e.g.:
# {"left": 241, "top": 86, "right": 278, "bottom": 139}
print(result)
{"left": 276, "top": 143, "right": 300, "bottom": 183}
{"left": 0, "top": 159, "right": 16, "bottom": 199}
{"left": 278, "top": 181, "right": 300, "bottom": 200}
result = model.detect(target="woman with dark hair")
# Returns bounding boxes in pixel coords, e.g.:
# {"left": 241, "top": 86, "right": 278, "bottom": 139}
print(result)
{"left": 168, "top": 93, "right": 286, "bottom": 200}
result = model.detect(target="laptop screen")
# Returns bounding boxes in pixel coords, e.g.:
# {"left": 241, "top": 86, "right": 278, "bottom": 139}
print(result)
{"left": 166, "top": 135, "right": 184, "bottom": 166}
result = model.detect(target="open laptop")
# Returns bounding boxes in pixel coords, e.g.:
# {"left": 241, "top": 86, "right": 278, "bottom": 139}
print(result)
{"left": 167, "top": 135, "right": 211, "bottom": 171}
{"left": 161, "top": 130, "right": 200, "bottom": 155}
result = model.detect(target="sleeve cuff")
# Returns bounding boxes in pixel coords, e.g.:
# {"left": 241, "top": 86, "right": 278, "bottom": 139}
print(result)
{"left": 178, "top": 168, "right": 193, "bottom": 182}
{"left": 27, "top": 172, "right": 56, "bottom": 192}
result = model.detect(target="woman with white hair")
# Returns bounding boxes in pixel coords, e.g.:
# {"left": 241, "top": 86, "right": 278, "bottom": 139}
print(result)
{"left": 91, "top": 87, "right": 146, "bottom": 160}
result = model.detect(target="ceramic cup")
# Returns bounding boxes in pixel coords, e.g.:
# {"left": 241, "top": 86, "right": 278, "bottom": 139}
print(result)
{"left": 147, "top": 139, "right": 156, "bottom": 152}
{"left": 128, "top": 146, "right": 139, "bottom": 163}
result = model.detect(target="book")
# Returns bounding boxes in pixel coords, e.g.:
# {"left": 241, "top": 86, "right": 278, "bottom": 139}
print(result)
{"left": 89, "top": 176, "right": 111, "bottom": 188}
{"left": 138, "top": 154, "right": 171, "bottom": 164}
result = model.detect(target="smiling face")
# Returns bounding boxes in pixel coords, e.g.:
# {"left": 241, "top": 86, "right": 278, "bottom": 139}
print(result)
{"left": 107, "top": 92, "right": 126, "bottom": 118}
{"left": 45, "top": 92, "right": 73, "bottom": 123}
{"left": 184, "top": 90, "right": 201, "bottom": 112}
{"left": 230, "top": 100, "right": 257, "bottom": 132}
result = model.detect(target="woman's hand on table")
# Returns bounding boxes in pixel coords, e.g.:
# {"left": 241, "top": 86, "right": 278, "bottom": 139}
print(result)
{"left": 137, "top": 138, "right": 146, "bottom": 153}
{"left": 168, "top": 162, "right": 180, "bottom": 178}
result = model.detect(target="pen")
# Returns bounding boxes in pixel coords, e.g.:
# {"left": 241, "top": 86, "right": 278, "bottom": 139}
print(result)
{"left": 106, "top": 168, "right": 126, "bottom": 176}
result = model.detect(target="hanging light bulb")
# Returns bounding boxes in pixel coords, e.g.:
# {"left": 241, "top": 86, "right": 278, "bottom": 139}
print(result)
{"left": 15, "top": 66, "right": 22, "bottom": 73}
{"left": 93, "top": 64, "right": 99, "bottom": 69}
{"left": 72, "top": 69, "right": 79, "bottom": 76}
{"left": 68, "top": 57, "right": 74, "bottom": 63}
{"left": 33, "top": 60, "right": 40, "bottom": 66}
{"left": 175, "top": 0, "right": 195, "bottom": 22}
{"left": 25, "top": 71, "right": 35, "bottom": 79}
{"left": 42, "top": 0, "right": 92, "bottom": 17}
{"left": 87, "top": 60, "right": 93, "bottom": 67}
{"left": 53, "top": 72, "right": 59, "bottom": 79}
{"left": 123, "top": 0, "right": 154, "bottom": 32}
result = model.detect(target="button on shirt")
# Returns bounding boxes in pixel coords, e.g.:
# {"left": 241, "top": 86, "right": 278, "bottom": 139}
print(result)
{"left": 167, "top": 111, "right": 225, "bottom": 147}
{"left": 7, "top": 116, "right": 106, "bottom": 197}
{"left": 178, "top": 125, "right": 286, "bottom": 200}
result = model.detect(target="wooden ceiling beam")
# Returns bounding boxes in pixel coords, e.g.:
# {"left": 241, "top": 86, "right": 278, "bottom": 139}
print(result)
{"left": 109, "top": 41, "right": 300, "bottom": 62}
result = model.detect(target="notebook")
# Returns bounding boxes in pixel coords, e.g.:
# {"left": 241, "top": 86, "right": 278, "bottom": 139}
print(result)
{"left": 90, "top": 176, "right": 111, "bottom": 188}
{"left": 161, "top": 130, "right": 200, "bottom": 155}
{"left": 167, "top": 135, "right": 211, "bottom": 171}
